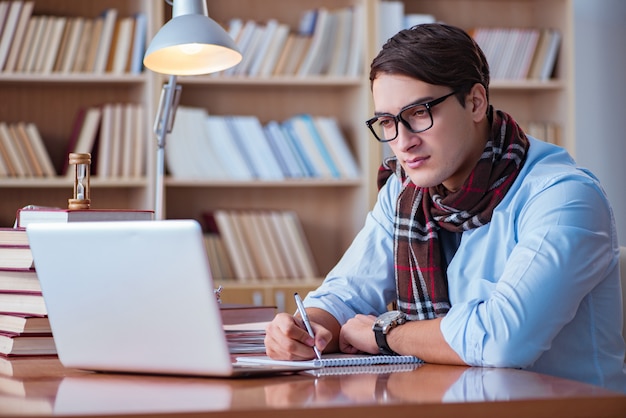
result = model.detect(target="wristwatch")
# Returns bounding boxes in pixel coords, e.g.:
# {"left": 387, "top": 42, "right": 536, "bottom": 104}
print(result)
{"left": 372, "top": 310, "right": 407, "bottom": 355}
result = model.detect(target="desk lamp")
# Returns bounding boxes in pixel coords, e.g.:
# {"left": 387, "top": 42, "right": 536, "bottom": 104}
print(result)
{"left": 143, "top": 0, "right": 242, "bottom": 220}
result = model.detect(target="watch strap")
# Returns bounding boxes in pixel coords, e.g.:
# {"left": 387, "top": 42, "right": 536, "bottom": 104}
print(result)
{"left": 374, "top": 326, "right": 398, "bottom": 356}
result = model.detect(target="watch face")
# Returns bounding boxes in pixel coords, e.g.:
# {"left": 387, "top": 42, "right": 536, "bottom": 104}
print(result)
{"left": 375, "top": 310, "right": 406, "bottom": 329}
{"left": 378, "top": 310, "right": 403, "bottom": 323}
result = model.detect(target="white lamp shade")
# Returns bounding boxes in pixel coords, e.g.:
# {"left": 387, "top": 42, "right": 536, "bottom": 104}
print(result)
{"left": 143, "top": 14, "right": 242, "bottom": 76}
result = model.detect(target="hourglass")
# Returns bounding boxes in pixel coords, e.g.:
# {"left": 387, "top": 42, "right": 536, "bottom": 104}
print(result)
{"left": 68, "top": 153, "right": 91, "bottom": 210}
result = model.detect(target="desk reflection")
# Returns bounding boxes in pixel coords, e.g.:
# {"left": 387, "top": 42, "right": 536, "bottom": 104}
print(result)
{"left": 1, "top": 360, "right": 621, "bottom": 416}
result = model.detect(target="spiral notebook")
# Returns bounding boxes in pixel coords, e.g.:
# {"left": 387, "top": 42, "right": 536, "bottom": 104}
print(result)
{"left": 235, "top": 353, "right": 423, "bottom": 369}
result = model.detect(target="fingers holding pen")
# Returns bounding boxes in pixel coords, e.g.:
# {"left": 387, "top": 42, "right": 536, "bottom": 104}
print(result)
{"left": 264, "top": 312, "right": 330, "bottom": 360}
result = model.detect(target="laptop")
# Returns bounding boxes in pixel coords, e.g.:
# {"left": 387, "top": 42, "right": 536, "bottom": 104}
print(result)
{"left": 26, "top": 219, "right": 313, "bottom": 377}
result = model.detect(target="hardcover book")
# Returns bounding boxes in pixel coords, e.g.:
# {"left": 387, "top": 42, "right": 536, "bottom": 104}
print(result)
{"left": 16, "top": 207, "right": 154, "bottom": 228}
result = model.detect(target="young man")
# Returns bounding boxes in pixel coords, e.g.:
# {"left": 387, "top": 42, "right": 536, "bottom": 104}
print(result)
{"left": 264, "top": 23, "right": 626, "bottom": 392}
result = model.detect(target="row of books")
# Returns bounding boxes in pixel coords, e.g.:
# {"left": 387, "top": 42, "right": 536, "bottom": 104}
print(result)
{"left": 203, "top": 210, "right": 318, "bottom": 282}
{"left": 375, "top": 1, "right": 560, "bottom": 81}
{"left": 217, "top": 5, "right": 364, "bottom": 78}
{"left": 471, "top": 27, "right": 561, "bottom": 81}
{"left": 168, "top": 108, "right": 360, "bottom": 181}
{"left": 0, "top": 2, "right": 146, "bottom": 74}
{"left": 63, "top": 103, "right": 147, "bottom": 179}
{"left": 0, "top": 122, "right": 55, "bottom": 178}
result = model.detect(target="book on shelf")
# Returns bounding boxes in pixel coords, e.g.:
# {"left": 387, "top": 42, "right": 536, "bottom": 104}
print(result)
{"left": 92, "top": 8, "right": 118, "bottom": 73}
{"left": 2, "top": 1, "right": 34, "bottom": 73}
{"left": 15, "top": 206, "right": 154, "bottom": 228}
{"left": 0, "top": 0, "right": 24, "bottom": 71}
{"left": 0, "top": 331, "right": 55, "bottom": 356}
{"left": 0, "top": 313, "right": 50, "bottom": 335}
{"left": 0, "top": 122, "right": 28, "bottom": 177}
{"left": 0, "top": 245, "right": 33, "bottom": 269}
{"left": 129, "top": 12, "right": 147, "bottom": 74}
{"left": 0, "top": 267, "right": 39, "bottom": 294}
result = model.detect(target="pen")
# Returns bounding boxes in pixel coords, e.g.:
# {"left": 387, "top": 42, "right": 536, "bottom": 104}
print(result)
{"left": 294, "top": 292, "right": 322, "bottom": 360}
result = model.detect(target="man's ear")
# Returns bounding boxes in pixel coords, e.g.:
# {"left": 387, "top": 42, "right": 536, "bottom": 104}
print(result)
{"left": 468, "top": 83, "right": 489, "bottom": 122}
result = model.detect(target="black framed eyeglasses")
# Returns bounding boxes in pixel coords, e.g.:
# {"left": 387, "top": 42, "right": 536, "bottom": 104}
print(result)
{"left": 365, "top": 91, "right": 457, "bottom": 142}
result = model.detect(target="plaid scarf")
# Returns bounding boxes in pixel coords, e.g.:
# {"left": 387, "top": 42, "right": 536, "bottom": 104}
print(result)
{"left": 377, "top": 108, "right": 529, "bottom": 320}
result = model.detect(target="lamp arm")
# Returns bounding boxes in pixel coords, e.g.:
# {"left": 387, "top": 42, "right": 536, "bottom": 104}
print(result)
{"left": 153, "top": 75, "right": 182, "bottom": 220}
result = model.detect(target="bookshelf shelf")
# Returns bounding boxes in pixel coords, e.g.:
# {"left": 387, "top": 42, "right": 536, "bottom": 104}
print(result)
{"left": 176, "top": 75, "right": 363, "bottom": 87}
{"left": 165, "top": 178, "right": 362, "bottom": 188}
{"left": 0, "top": 74, "right": 148, "bottom": 84}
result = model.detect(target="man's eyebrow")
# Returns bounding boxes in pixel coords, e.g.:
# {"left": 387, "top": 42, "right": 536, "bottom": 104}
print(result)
{"left": 374, "top": 96, "right": 434, "bottom": 116}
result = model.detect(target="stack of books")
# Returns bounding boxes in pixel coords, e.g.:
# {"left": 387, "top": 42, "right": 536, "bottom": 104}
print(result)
{"left": 0, "top": 227, "right": 55, "bottom": 357}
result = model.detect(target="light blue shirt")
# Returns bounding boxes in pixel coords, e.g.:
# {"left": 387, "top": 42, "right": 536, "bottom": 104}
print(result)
{"left": 305, "top": 138, "right": 626, "bottom": 393}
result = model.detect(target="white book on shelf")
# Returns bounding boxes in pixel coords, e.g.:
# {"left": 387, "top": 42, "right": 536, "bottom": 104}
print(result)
{"left": 516, "top": 28, "right": 540, "bottom": 80}
{"left": 93, "top": 8, "right": 118, "bottom": 73}
{"left": 223, "top": 18, "right": 253, "bottom": 76}
{"left": 230, "top": 19, "right": 260, "bottom": 76}
{"left": 297, "top": 8, "right": 331, "bottom": 76}
{"left": 345, "top": 3, "right": 364, "bottom": 77}
{"left": 327, "top": 7, "right": 352, "bottom": 76}
{"left": 276, "top": 210, "right": 318, "bottom": 279}
{"left": 120, "top": 103, "right": 135, "bottom": 178}
{"left": 204, "top": 115, "right": 253, "bottom": 181}
{"left": 131, "top": 104, "right": 146, "bottom": 177}
{"left": 8, "top": 123, "right": 36, "bottom": 176}
{"left": 0, "top": 122, "right": 27, "bottom": 176}
{"left": 129, "top": 12, "right": 146, "bottom": 74}
{"left": 233, "top": 115, "right": 284, "bottom": 180}
{"left": 376, "top": 0, "right": 404, "bottom": 50}
{"left": 96, "top": 103, "right": 113, "bottom": 178}
{"left": 3, "top": 0, "right": 34, "bottom": 72}
{"left": 314, "top": 116, "right": 360, "bottom": 179}
{"left": 263, "top": 120, "right": 304, "bottom": 178}
{"left": 0, "top": 2, "right": 9, "bottom": 37}
{"left": 299, "top": 114, "right": 340, "bottom": 178}
{"left": 33, "top": 15, "right": 57, "bottom": 73}
{"left": 540, "top": 29, "right": 561, "bottom": 81}
{"left": 23, "top": 15, "right": 46, "bottom": 72}
{"left": 247, "top": 19, "right": 279, "bottom": 77}
{"left": 213, "top": 210, "right": 257, "bottom": 281}
{"left": 59, "top": 17, "right": 84, "bottom": 73}
{"left": 24, "top": 123, "right": 56, "bottom": 177}
{"left": 285, "top": 115, "right": 334, "bottom": 178}
{"left": 0, "top": 0, "right": 23, "bottom": 70}
{"left": 257, "top": 22, "right": 289, "bottom": 77}
{"left": 257, "top": 211, "right": 290, "bottom": 279}
{"left": 110, "top": 16, "right": 134, "bottom": 74}
{"left": 41, "top": 16, "right": 67, "bottom": 74}
{"left": 108, "top": 103, "right": 123, "bottom": 177}
{"left": 13, "top": 122, "right": 44, "bottom": 176}
{"left": 281, "top": 117, "right": 317, "bottom": 177}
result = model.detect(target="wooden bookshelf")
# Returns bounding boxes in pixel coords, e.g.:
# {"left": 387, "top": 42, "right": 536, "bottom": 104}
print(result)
{"left": 0, "top": 0, "right": 575, "bottom": 300}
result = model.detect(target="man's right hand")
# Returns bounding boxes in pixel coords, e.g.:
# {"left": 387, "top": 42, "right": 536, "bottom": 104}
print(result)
{"left": 264, "top": 309, "right": 338, "bottom": 360}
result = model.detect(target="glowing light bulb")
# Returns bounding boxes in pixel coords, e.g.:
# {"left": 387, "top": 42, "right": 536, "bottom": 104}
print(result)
{"left": 178, "top": 43, "right": 203, "bottom": 55}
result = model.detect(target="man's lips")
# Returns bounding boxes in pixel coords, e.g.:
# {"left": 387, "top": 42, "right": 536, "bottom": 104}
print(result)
{"left": 405, "top": 156, "right": 428, "bottom": 170}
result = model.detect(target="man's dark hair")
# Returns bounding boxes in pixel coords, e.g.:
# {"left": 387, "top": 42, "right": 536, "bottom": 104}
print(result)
{"left": 370, "top": 23, "right": 490, "bottom": 105}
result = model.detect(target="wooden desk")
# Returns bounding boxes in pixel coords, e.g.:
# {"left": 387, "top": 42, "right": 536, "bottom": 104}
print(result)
{"left": 1, "top": 357, "right": 624, "bottom": 418}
